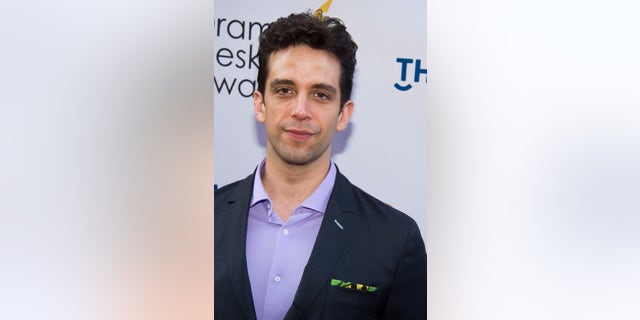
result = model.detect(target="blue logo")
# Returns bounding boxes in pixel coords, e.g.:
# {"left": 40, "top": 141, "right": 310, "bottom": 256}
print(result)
{"left": 394, "top": 58, "right": 427, "bottom": 91}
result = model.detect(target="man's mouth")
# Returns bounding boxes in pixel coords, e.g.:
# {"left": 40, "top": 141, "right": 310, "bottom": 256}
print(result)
{"left": 285, "top": 129, "right": 314, "bottom": 141}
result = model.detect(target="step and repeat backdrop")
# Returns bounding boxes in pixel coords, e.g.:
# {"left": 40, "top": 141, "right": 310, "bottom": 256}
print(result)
{"left": 214, "top": 0, "right": 429, "bottom": 238}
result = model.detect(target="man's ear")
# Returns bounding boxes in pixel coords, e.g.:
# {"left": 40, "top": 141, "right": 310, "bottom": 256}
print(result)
{"left": 253, "top": 91, "right": 266, "bottom": 123}
{"left": 337, "top": 100, "right": 354, "bottom": 131}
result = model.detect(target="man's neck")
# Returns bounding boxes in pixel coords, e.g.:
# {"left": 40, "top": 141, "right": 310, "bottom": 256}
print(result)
{"left": 261, "top": 156, "right": 331, "bottom": 222}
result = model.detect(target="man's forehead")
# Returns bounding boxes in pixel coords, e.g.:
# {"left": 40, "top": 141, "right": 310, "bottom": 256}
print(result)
{"left": 268, "top": 45, "right": 339, "bottom": 68}
{"left": 266, "top": 46, "right": 341, "bottom": 86}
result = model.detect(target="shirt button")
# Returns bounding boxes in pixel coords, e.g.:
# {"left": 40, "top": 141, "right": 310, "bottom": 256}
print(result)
{"left": 283, "top": 229, "right": 289, "bottom": 235}
{"left": 274, "top": 275, "right": 281, "bottom": 282}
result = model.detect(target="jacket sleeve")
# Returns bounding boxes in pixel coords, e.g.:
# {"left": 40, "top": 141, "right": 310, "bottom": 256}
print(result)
{"left": 384, "top": 220, "right": 427, "bottom": 319}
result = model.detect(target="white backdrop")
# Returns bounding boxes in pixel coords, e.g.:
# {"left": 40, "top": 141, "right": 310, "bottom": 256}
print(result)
{"left": 426, "top": 0, "right": 640, "bottom": 319}
{"left": 214, "top": 0, "right": 429, "bottom": 238}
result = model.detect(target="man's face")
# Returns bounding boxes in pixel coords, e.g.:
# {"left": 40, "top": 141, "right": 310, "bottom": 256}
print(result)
{"left": 253, "top": 45, "right": 353, "bottom": 167}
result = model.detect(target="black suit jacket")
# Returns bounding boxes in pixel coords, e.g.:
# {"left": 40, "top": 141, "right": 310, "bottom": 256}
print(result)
{"left": 215, "top": 170, "right": 427, "bottom": 319}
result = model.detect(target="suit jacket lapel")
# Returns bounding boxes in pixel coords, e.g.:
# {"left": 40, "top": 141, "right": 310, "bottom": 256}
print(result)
{"left": 221, "top": 174, "right": 257, "bottom": 320}
{"left": 285, "top": 172, "right": 356, "bottom": 318}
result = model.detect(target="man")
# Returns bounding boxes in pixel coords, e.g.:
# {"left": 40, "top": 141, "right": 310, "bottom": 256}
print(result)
{"left": 215, "top": 12, "right": 427, "bottom": 319}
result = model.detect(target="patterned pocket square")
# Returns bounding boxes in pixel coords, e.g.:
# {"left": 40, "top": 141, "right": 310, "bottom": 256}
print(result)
{"left": 330, "top": 278, "right": 377, "bottom": 292}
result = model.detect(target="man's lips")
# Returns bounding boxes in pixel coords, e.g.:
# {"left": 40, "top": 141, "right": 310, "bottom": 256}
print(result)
{"left": 285, "top": 129, "right": 314, "bottom": 140}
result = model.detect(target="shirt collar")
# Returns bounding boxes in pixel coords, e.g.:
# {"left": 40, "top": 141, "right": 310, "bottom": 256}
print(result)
{"left": 250, "top": 158, "right": 270, "bottom": 207}
{"left": 250, "top": 158, "right": 337, "bottom": 214}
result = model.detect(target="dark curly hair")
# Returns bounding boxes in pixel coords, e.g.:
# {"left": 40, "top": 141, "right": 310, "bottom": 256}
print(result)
{"left": 256, "top": 12, "right": 358, "bottom": 108}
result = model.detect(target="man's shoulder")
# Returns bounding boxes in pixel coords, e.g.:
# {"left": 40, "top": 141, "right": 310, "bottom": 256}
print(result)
{"left": 214, "top": 173, "right": 254, "bottom": 202}
{"left": 337, "top": 173, "right": 419, "bottom": 231}
{"left": 336, "top": 173, "right": 425, "bottom": 257}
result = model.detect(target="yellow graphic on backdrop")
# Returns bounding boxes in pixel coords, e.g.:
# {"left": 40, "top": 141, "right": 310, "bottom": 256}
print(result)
{"left": 314, "top": 0, "right": 333, "bottom": 20}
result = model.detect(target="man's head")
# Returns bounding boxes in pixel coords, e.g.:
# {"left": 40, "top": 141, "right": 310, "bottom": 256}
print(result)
{"left": 253, "top": 12, "right": 358, "bottom": 168}
{"left": 257, "top": 12, "right": 358, "bottom": 108}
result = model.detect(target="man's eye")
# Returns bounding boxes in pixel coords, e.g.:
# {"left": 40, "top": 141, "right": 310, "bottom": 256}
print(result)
{"left": 275, "top": 88, "right": 293, "bottom": 95}
{"left": 314, "top": 92, "right": 330, "bottom": 100}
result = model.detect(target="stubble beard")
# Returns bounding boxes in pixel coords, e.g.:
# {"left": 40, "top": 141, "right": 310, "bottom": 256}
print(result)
{"left": 269, "top": 139, "right": 331, "bottom": 167}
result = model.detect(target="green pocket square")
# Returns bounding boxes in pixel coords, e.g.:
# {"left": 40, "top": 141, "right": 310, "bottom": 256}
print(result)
{"left": 330, "top": 278, "right": 377, "bottom": 292}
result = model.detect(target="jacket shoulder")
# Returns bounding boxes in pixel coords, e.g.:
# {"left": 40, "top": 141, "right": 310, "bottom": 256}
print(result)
{"left": 214, "top": 174, "right": 254, "bottom": 208}
{"left": 336, "top": 172, "right": 420, "bottom": 232}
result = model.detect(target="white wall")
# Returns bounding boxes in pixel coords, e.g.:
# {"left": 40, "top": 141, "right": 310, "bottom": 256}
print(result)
{"left": 427, "top": 0, "right": 640, "bottom": 318}
{"left": 2, "top": 1, "right": 214, "bottom": 319}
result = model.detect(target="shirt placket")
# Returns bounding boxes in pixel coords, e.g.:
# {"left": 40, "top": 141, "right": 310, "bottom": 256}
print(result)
{"left": 261, "top": 208, "right": 313, "bottom": 319}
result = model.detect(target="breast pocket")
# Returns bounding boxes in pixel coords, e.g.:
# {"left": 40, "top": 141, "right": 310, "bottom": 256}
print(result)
{"left": 323, "top": 285, "right": 381, "bottom": 319}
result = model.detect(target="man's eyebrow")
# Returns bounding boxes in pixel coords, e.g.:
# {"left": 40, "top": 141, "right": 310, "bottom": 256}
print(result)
{"left": 269, "top": 79, "right": 295, "bottom": 89}
{"left": 311, "top": 83, "right": 337, "bottom": 95}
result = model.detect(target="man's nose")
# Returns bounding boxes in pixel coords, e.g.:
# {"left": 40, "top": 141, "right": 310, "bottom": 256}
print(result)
{"left": 291, "top": 95, "right": 311, "bottom": 120}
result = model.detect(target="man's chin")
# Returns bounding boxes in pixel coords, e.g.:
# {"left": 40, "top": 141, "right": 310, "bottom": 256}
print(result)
{"left": 271, "top": 144, "right": 330, "bottom": 167}
{"left": 282, "top": 156, "right": 314, "bottom": 166}
{"left": 279, "top": 152, "right": 321, "bottom": 167}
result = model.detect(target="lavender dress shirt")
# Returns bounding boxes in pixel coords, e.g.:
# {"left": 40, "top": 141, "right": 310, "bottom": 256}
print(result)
{"left": 246, "top": 159, "right": 337, "bottom": 320}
